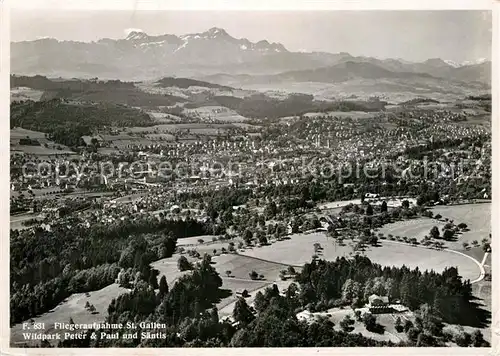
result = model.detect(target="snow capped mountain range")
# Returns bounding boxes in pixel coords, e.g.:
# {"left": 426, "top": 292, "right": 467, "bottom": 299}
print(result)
{"left": 444, "top": 58, "right": 489, "bottom": 68}
{"left": 11, "top": 27, "right": 491, "bottom": 83}
{"left": 122, "top": 27, "right": 287, "bottom": 54}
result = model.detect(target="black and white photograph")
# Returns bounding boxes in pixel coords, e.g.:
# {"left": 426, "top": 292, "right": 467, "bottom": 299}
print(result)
{"left": 4, "top": 1, "right": 496, "bottom": 350}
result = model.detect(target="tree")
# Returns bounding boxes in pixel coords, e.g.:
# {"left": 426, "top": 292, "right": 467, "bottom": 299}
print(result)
{"left": 403, "top": 319, "right": 414, "bottom": 333}
{"left": 253, "top": 291, "right": 267, "bottom": 313}
{"left": 233, "top": 297, "right": 255, "bottom": 326}
{"left": 434, "top": 214, "right": 442, "bottom": 220}
{"left": 362, "top": 313, "right": 377, "bottom": 331}
{"left": 395, "top": 317, "right": 404, "bottom": 332}
{"left": 210, "top": 307, "right": 219, "bottom": 325}
{"left": 455, "top": 331, "right": 472, "bottom": 347}
{"left": 369, "top": 235, "right": 378, "bottom": 246}
{"left": 148, "top": 272, "right": 159, "bottom": 290}
{"left": 471, "top": 329, "right": 487, "bottom": 347}
{"left": 264, "top": 201, "right": 278, "bottom": 219}
{"left": 401, "top": 200, "right": 410, "bottom": 209}
{"left": 225, "top": 270, "right": 232, "bottom": 278}
{"left": 243, "top": 229, "right": 253, "bottom": 245}
{"left": 462, "top": 242, "right": 469, "bottom": 250}
{"left": 241, "top": 289, "right": 250, "bottom": 298}
{"left": 407, "top": 327, "right": 420, "bottom": 342}
{"left": 380, "top": 201, "right": 388, "bottom": 213}
{"left": 457, "top": 223, "right": 468, "bottom": 230}
{"left": 249, "top": 271, "right": 259, "bottom": 280}
{"left": 471, "top": 240, "right": 479, "bottom": 248}
{"left": 483, "top": 242, "right": 491, "bottom": 252}
{"left": 159, "top": 275, "right": 168, "bottom": 298}
{"left": 443, "top": 229, "right": 454, "bottom": 241}
{"left": 258, "top": 234, "right": 268, "bottom": 245}
{"left": 339, "top": 315, "right": 355, "bottom": 332}
{"left": 354, "top": 310, "right": 362, "bottom": 321}
{"left": 287, "top": 266, "right": 296, "bottom": 276}
{"left": 430, "top": 226, "right": 440, "bottom": 239}
{"left": 177, "top": 256, "right": 193, "bottom": 271}
{"left": 365, "top": 204, "right": 373, "bottom": 216}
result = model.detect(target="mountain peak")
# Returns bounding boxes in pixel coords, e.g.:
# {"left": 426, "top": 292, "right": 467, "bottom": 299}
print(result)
{"left": 126, "top": 30, "right": 149, "bottom": 41}
{"left": 204, "top": 27, "right": 230, "bottom": 38}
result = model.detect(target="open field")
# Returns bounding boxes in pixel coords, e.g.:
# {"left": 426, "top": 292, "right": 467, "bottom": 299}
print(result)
{"left": 239, "top": 231, "right": 481, "bottom": 282}
{"left": 11, "top": 146, "right": 75, "bottom": 155}
{"left": 378, "top": 218, "right": 446, "bottom": 243}
{"left": 183, "top": 106, "right": 250, "bottom": 123}
{"left": 378, "top": 203, "right": 490, "bottom": 252}
{"left": 10, "top": 283, "right": 128, "bottom": 346}
{"left": 11, "top": 127, "right": 47, "bottom": 139}
{"left": 11, "top": 127, "right": 74, "bottom": 155}
{"left": 213, "top": 253, "right": 288, "bottom": 281}
{"left": 303, "top": 111, "right": 375, "bottom": 119}
{"left": 10, "top": 212, "right": 40, "bottom": 231}
{"left": 431, "top": 203, "right": 490, "bottom": 249}
{"left": 11, "top": 87, "right": 45, "bottom": 102}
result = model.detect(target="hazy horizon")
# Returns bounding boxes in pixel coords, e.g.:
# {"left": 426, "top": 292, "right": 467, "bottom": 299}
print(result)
{"left": 11, "top": 10, "right": 491, "bottom": 63}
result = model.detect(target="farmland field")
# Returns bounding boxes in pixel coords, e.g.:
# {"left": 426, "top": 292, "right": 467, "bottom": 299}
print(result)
{"left": 11, "top": 87, "right": 45, "bottom": 102}
{"left": 183, "top": 106, "right": 250, "bottom": 123}
{"left": 11, "top": 127, "right": 74, "bottom": 155}
{"left": 11, "top": 127, "right": 47, "bottom": 139}
{"left": 11, "top": 146, "right": 75, "bottom": 155}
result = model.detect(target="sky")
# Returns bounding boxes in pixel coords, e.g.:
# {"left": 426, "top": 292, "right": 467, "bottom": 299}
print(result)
{"left": 10, "top": 10, "right": 492, "bottom": 63}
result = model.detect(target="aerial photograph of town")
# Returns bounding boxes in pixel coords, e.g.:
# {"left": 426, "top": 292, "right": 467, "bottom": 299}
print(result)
{"left": 8, "top": 8, "right": 492, "bottom": 349}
